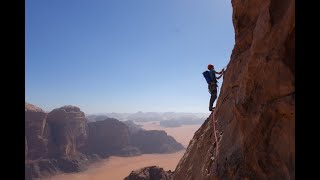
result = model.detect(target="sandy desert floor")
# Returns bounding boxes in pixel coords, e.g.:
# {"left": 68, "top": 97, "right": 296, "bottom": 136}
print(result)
{"left": 45, "top": 123, "right": 201, "bottom": 180}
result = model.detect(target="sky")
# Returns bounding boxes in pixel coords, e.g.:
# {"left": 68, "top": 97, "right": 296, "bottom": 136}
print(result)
{"left": 25, "top": 0, "right": 234, "bottom": 114}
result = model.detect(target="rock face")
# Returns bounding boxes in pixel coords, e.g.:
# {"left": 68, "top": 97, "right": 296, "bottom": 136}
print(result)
{"left": 86, "top": 115, "right": 109, "bottom": 122}
{"left": 25, "top": 104, "right": 92, "bottom": 180}
{"left": 86, "top": 118, "right": 140, "bottom": 157}
{"left": 173, "top": 0, "right": 295, "bottom": 179}
{"left": 25, "top": 103, "right": 49, "bottom": 160}
{"left": 131, "top": 130, "right": 184, "bottom": 154}
{"left": 123, "top": 120, "right": 143, "bottom": 134}
{"left": 124, "top": 166, "right": 173, "bottom": 180}
{"left": 86, "top": 118, "right": 184, "bottom": 157}
{"left": 26, "top": 103, "right": 184, "bottom": 180}
{"left": 47, "top": 106, "right": 88, "bottom": 158}
{"left": 25, "top": 159, "right": 60, "bottom": 180}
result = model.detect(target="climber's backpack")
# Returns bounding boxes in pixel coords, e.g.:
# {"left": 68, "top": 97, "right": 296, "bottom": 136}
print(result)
{"left": 202, "top": 71, "right": 212, "bottom": 84}
{"left": 203, "top": 70, "right": 218, "bottom": 85}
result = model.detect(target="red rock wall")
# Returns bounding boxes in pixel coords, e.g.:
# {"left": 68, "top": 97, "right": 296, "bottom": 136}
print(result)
{"left": 86, "top": 118, "right": 131, "bottom": 157}
{"left": 173, "top": 0, "right": 295, "bottom": 179}
{"left": 47, "top": 106, "right": 88, "bottom": 157}
{"left": 25, "top": 103, "right": 49, "bottom": 160}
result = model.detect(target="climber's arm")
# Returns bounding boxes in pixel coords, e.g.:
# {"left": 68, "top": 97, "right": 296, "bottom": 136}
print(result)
{"left": 216, "top": 73, "right": 223, "bottom": 80}
{"left": 215, "top": 69, "right": 225, "bottom": 75}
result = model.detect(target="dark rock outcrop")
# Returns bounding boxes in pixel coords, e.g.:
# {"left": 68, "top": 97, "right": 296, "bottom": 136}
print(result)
{"left": 124, "top": 166, "right": 173, "bottom": 180}
{"left": 131, "top": 130, "right": 184, "bottom": 154}
{"left": 47, "top": 105, "right": 88, "bottom": 158}
{"left": 123, "top": 120, "right": 143, "bottom": 134}
{"left": 173, "top": 0, "right": 294, "bottom": 179}
{"left": 86, "top": 118, "right": 183, "bottom": 156}
{"left": 25, "top": 159, "right": 60, "bottom": 180}
{"left": 86, "top": 118, "right": 140, "bottom": 157}
{"left": 25, "top": 104, "right": 92, "bottom": 180}
{"left": 86, "top": 114, "right": 109, "bottom": 122}
{"left": 25, "top": 103, "right": 49, "bottom": 160}
{"left": 26, "top": 103, "right": 184, "bottom": 180}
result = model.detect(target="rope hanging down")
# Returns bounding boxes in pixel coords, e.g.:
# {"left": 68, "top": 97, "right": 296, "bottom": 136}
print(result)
{"left": 211, "top": 110, "right": 219, "bottom": 166}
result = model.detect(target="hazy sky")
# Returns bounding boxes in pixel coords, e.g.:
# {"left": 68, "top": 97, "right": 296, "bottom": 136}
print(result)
{"left": 26, "top": 0, "right": 234, "bottom": 114}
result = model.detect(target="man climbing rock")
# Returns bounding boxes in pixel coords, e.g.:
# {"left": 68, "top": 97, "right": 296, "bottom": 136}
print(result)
{"left": 203, "top": 64, "right": 225, "bottom": 111}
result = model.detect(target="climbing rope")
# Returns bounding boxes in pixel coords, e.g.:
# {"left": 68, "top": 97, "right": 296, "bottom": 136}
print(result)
{"left": 207, "top": 63, "right": 229, "bottom": 174}
{"left": 211, "top": 110, "right": 219, "bottom": 168}
{"left": 210, "top": 65, "right": 227, "bottom": 165}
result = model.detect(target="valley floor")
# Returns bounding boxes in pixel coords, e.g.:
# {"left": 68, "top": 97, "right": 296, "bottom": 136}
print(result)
{"left": 45, "top": 123, "right": 201, "bottom": 180}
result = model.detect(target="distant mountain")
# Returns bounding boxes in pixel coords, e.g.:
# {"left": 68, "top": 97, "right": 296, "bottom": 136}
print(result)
{"left": 85, "top": 118, "right": 141, "bottom": 158}
{"left": 25, "top": 104, "right": 96, "bottom": 180}
{"left": 86, "top": 115, "right": 110, "bottom": 122}
{"left": 159, "top": 115, "right": 205, "bottom": 127}
{"left": 131, "top": 130, "right": 184, "bottom": 153}
{"left": 26, "top": 103, "right": 184, "bottom": 180}
{"left": 91, "top": 112, "right": 209, "bottom": 123}
{"left": 123, "top": 120, "right": 143, "bottom": 134}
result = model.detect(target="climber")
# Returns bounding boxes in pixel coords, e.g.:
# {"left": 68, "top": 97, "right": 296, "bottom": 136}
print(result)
{"left": 202, "top": 64, "right": 225, "bottom": 111}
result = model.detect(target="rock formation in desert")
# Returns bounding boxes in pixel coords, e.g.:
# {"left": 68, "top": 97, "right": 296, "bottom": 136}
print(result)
{"left": 126, "top": 0, "right": 295, "bottom": 179}
{"left": 25, "top": 103, "right": 183, "bottom": 180}
{"left": 173, "top": 0, "right": 295, "bottom": 179}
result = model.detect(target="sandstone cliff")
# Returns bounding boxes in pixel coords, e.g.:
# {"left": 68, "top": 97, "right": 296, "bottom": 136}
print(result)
{"left": 86, "top": 118, "right": 184, "bottom": 156}
{"left": 86, "top": 118, "right": 140, "bottom": 157}
{"left": 25, "top": 103, "right": 49, "bottom": 160}
{"left": 131, "top": 130, "right": 184, "bottom": 154}
{"left": 173, "top": 0, "right": 295, "bottom": 179}
{"left": 25, "top": 105, "right": 93, "bottom": 180}
{"left": 123, "top": 120, "right": 143, "bottom": 134}
{"left": 47, "top": 105, "right": 89, "bottom": 158}
{"left": 25, "top": 103, "right": 184, "bottom": 180}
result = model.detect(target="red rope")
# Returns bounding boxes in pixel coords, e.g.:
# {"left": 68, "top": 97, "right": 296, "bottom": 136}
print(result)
{"left": 211, "top": 111, "right": 219, "bottom": 162}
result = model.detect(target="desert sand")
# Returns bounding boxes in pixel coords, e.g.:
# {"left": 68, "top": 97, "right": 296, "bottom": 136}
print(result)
{"left": 45, "top": 123, "right": 201, "bottom": 180}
